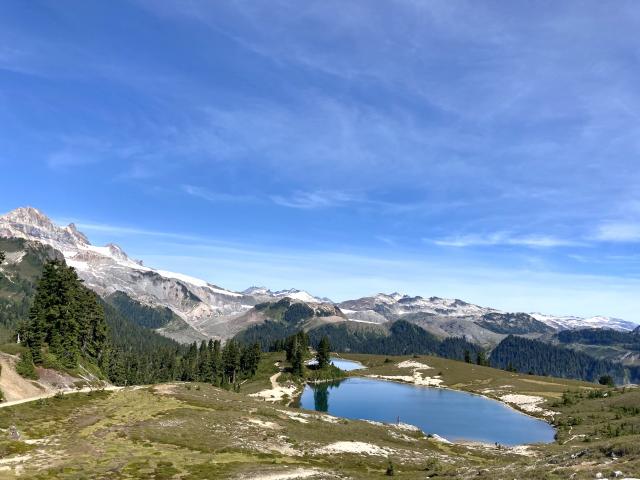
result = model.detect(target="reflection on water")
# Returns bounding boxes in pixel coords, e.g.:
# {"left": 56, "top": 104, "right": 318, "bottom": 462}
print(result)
{"left": 311, "top": 380, "right": 343, "bottom": 412}
{"left": 300, "top": 377, "right": 555, "bottom": 446}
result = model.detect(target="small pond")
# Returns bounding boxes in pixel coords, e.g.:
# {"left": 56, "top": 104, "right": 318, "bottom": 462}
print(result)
{"left": 330, "top": 357, "right": 365, "bottom": 371}
{"left": 299, "top": 377, "right": 555, "bottom": 445}
{"left": 306, "top": 357, "right": 365, "bottom": 371}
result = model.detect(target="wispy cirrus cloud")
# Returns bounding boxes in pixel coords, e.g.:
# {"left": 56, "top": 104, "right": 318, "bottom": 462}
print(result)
{"left": 270, "top": 190, "right": 362, "bottom": 209}
{"left": 593, "top": 222, "right": 640, "bottom": 242}
{"left": 432, "top": 232, "right": 584, "bottom": 248}
{"left": 47, "top": 136, "right": 113, "bottom": 169}
{"left": 53, "top": 219, "right": 202, "bottom": 243}
{"left": 181, "top": 184, "right": 256, "bottom": 204}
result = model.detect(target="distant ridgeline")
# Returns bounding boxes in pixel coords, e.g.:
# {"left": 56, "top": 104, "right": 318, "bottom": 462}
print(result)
{"left": 235, "top": 296, "right": 639, "bottom": 385}
{"left": 490, "top": 335, "right": 636, "bottom": 385}
{"left": 235, "top": 300, "right": 482, "bottom": 362}
{"left": 556, "top": 328, "right": 640, "bottom": 350}
{"left": 1, "top": 241, "right": 637, "bottom": 387}
{"left": 0, "top": 249, "right": 260, "bottom": 388}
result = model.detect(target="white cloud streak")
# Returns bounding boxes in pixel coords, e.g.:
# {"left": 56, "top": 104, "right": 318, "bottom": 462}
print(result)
{"left": 594, "top": 222, "right": 640, "bottom": 242}
{"left": 432, "top": 232, "right": 584, "bottom": 248}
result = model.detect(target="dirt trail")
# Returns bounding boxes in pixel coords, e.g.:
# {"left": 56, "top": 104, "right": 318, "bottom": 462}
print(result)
{"left": 0, "top": 384, "right": 124, "bottom": 409}
{"left": 249, "top": 363, "right": 299, "bottom": 403}
{"left": 0, "top": 354, "right": 47, "bottom": 401}
{"left": 0, "top": 351, "right": 124, "bottom": 408}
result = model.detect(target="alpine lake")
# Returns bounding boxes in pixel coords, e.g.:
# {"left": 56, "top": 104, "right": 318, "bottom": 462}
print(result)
{"left": 299, "top": 357, "right": 555, "bottom": 446}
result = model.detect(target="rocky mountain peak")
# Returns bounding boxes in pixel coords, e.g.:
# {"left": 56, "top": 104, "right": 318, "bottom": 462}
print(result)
{"left": 2, "top": 206, "right": 55, "bottom": 229}
{"left": 65, "top": 223, "right": 90, "bottom": 245}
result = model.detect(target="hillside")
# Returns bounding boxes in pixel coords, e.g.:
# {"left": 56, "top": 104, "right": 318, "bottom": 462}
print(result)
{"left": 554, "top": 328, "right": 640, "bottom": 367}
{"left": 0, "top": 237, "right": 63, "bottom": 342}
{"left": 490, "top": 335, "right": 635, "bottom": 384}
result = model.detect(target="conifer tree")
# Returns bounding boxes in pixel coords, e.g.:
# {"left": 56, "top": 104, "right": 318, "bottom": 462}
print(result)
{"left": 476, "top": 351, "right": 488, "bottom": 366}
{"left": 198, "top": 340, "right": 212, "bottom": 381}
{"left": 222, "top": 339, "right": 240, "bottom": 384}
{"left": 210, "top": 339, "right": 222, "bottom": 384}
{"left": 316, "top": 336, "right": 331, "bottom": 369}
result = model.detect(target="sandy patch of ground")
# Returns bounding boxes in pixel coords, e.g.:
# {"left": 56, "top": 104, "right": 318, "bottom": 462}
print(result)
{"left": 397, "top": 360, "right": 432, "bottom": 370}
{"left": 316, "top": 441, "right": 392, "bottom": 456}
{"left": 0, "top": 454, "right": 32, "bottom": 466}
{"left": 369, "top": 360, "right": 442, "bottom": 386}
{"left": 499, "top": 394, "right": 557, "bottom": 417}
{"left": 278, "top": 410, "right": 310, "bottom": 424}
{"left": 395, "top": 422, "right": 421, "bottom": 432}
{"left": 364, "top": 419, "right": 422, "bottom": 440}
{"left": 154, "top": 383, "right": 179, "bottom": 395}
{"left": 509, "top": 445, "right": 537, "bottom": 456}
{"left": 520, "top": 379, "right": 565, "bottom": 387}
{"left": 250, "top": 372, "right": 299, "bottom": 403}
{"left": 430, "top": 434, "right": 452, "bottom": 444}
{"left": 247, "top": 418, "right": 281, "bottom": 430}
{"left": 276, "top": 410, "right": 340, "bottom": 425}
{"left": 0, "top": 352, "right": 109, "bottom": 404}
{"left": 237, "top": 468, "right": 330, "bottom": 479}
{"left": 0, "top": 354, "right": 46, "bottom": 401}
{"left": 368, "top": 372, "right": 443, "bottom": 387}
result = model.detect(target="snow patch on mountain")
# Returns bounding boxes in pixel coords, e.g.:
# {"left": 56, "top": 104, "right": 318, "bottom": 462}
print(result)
{"left": 530, "top": 313, "right": 637, "bottom": 332}
{"left": 341, "top": 292, "right": 637, "bottom": 332}
{"left": 243, "top": 286, "right": 330, "bottom": 303}
{"left": 0, "top": 207, "right": 251, "bottom": 340}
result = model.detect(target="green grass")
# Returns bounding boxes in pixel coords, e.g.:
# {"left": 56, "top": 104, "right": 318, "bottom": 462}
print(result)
{"left": 0, "top": 353, "right": 637, "bottom": 479}
{"left": 0, "top": 343, "right": 27, "bottom": 356}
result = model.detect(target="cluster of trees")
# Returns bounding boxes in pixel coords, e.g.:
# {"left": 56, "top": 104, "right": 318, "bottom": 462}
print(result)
{"left": 0, "top": 240, "right": 61, "bottom": 342}
{"left": 178, "top": 339, "right": 261, "bottom": 387}
{"left": 239, "top": 319, "right": 483, "bottom": 364}
{"left": 464, "top": 349, "right": 489, "bottom": 366}
{"left": 15, "top": 259, "right": 261, "bottom": 388}
{"left": 282, "top": 331, "right": 310, "bottom": 376}
{"left": 557, "top": 328, "right": 640, "bottom": 350}
{"left": 20, "top": 260, "right": 109, "bottom": 369}
{"left": 307, "top": 320, "right": 483, "bottom": 362}
{"left": 272, "top": 331, "right": 332, "bottom": 377}
{"left": 490, "top": 335, "right": 629, "bottom": 384}
{"left": 316, "top": 336, "right": 330, "bottom": 368}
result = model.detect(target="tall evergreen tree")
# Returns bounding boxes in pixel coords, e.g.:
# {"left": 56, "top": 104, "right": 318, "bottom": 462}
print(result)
{"left": 25, "top": 261, "right": 110, "bottom": 370}
{"left": 210, "top": 339, "right": 222, "bottom": 384}
{"left": 222, "top": 339, "right": 241, "bottom": 384}
{"left": 464, "top": 350, "right": 471, "bottom": 363}
{"left": 316, "top": 336, "right": 331, "bottom": 369}
{"left": 198, "top": 340, "right": 211, "bottom": 381}
{"left": 476, "top": 350, "right": 488, "bottom": 366}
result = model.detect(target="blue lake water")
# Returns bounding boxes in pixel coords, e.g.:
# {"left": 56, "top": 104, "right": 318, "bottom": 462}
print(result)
{"left": 299, "top": 377, "right": 555, "bottom": 445}
{"left": 307, "top": 357, "right": 365, "bottom": 371}
{"left": 330, "top": 357, "right": 365, "bottom": 371}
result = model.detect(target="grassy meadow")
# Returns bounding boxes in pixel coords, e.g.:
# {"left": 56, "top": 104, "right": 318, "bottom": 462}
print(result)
{"left": 0, "top": 352, "right": 637, "bottom": 479}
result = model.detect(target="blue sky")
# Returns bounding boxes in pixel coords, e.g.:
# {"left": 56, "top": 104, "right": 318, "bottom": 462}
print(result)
{"left": 1, "top": 1, "right": 640, "bottom": 321}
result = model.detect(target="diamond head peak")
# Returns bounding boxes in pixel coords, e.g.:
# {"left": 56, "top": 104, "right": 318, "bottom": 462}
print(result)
{"left": 2, "top": 3, "right": 640, "bottom": 478}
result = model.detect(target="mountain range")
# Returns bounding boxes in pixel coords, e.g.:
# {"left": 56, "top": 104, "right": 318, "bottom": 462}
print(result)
{"left": 1, "top": 207, "right": 637, "bottom": 346}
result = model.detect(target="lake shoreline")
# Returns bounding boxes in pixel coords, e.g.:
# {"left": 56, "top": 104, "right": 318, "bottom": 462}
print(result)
{"left": 290, "top": 357, "right": 557, "bottom": 447}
